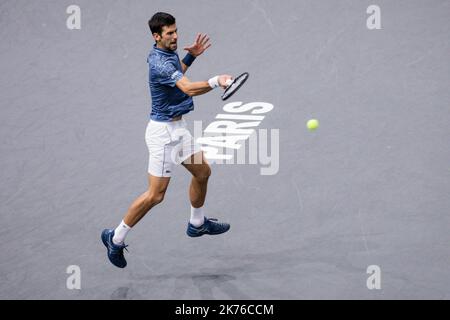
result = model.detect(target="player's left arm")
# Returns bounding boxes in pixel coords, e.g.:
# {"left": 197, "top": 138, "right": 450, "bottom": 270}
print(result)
{"left": 181, "top": 33, "right": 211, "bottom": 74}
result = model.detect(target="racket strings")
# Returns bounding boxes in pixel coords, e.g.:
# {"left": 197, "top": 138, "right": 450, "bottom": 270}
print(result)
{"left": 229, "top": 77, "right": 246, "bottom": 89}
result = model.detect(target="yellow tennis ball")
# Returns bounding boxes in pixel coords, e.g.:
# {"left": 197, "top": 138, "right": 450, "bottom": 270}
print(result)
{"left": 307, "top": 119, "right": 319, "bottom": 131}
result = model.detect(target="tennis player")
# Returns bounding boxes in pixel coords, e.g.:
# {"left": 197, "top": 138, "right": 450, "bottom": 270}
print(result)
{"left": 101, "top": 12, "right": 232, "bottom": 268}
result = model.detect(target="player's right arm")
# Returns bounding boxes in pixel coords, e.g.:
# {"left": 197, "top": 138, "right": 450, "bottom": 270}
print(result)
{"left": 176, "top": 75, "right": 232, "bottom": 97}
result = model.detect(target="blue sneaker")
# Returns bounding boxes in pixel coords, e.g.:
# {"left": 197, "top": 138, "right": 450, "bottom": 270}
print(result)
{"left": 101, "top": 229, "right": 128, "bottom": 268}
{"left": 186, "top": 217, "right": 230, "bottom": 238}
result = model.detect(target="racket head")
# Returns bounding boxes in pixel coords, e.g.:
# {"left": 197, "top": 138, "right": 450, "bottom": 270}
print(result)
{"left": 221, "top": 72, "right": 250, "bottom": 101}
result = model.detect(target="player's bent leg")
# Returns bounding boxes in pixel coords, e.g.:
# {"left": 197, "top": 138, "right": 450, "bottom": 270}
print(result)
{"left": 182, "top": 152, "right": 211, "bottom": 208}
{"left": 101, "top": 174, "right": 171, "bottom": 268}
{"left": 123, "top": 174, "right": 171, "bottom": 227}
{"left": 182, "top": 152, "right": 230, "bottom": 238}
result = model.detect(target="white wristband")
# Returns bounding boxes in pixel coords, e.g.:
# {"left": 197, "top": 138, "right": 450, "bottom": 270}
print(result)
{"left": 208, "top": 76, "right": 220, "bottom": 89}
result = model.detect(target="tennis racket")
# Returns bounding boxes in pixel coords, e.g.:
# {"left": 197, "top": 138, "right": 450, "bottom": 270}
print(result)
{"left": 221, "top": 72, "right": 250, "bottom": 101}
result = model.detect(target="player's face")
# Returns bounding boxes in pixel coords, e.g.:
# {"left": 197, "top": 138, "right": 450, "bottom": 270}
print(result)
{"left": 155, "top": 24, "right": 178, "bottom": 51}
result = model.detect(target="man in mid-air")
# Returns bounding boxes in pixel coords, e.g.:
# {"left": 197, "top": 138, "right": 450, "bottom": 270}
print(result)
{"left": 101, "top": 12, "right": 232, "bottom": 268}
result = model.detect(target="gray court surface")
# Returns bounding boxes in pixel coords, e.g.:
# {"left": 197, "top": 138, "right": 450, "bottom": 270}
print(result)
{"left": 1, "top": 0, "right": 449, "bottom": 300}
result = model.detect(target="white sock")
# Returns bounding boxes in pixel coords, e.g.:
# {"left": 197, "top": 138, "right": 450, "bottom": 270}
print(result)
{"left": 113, "top": 220, "right": 131, "bottom": 245}
{"left": 190, "top": 206, "right": 205, "bottom": 227}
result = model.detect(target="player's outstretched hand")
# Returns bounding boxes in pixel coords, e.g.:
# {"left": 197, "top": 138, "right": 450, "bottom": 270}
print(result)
{"left": 184, "top": 33, "right": 211, "bottom": 57}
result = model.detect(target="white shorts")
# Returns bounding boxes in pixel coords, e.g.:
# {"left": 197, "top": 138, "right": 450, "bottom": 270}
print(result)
{"left": 145, "top": 119, "right": 202, "bottom": 177}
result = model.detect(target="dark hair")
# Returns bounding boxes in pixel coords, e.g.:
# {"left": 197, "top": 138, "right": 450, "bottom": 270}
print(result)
{"left": 148, "top": 12, "right": 176, "bottom": 35}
